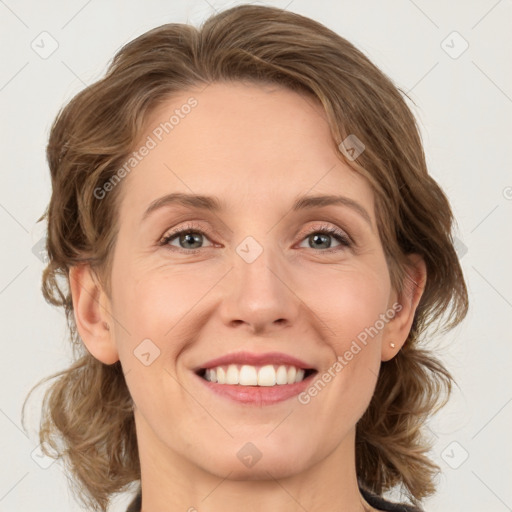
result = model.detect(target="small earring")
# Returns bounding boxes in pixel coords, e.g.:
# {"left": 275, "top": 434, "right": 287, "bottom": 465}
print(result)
{"left": 390, "top": 342, "right": 396, "bottom": 349}
{"left": 103, "top": 321, "right": 110, "bottom": 331}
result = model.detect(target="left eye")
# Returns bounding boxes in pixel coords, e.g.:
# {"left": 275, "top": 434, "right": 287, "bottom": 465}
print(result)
{"left": 298, "top": 227, "right": 351, "bottom": 250}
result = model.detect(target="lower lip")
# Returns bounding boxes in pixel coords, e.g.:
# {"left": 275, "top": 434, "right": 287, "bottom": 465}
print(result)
{"left": 195, "top": 372, "right": 317, "bottom": 405}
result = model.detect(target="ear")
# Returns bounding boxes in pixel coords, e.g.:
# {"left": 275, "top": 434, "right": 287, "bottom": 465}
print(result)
{"left": 381, "top": 254, "right": 426, "bottom": 362}
{"left": 69, "top": 265, "right": 119, "bottom": 365}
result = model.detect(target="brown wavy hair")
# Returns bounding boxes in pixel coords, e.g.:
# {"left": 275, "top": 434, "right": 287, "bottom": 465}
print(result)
{"left": 22, "top": 4, "right": 468, "bottom": 511}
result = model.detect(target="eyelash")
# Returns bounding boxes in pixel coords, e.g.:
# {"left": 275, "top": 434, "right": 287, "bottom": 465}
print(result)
{"left": 159, "top": 221, "right": 353, "bottom": 254}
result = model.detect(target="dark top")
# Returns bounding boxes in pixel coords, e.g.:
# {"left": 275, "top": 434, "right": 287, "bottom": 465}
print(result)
{"left": 126, "top": 487, "right": 423, "bottom": 511}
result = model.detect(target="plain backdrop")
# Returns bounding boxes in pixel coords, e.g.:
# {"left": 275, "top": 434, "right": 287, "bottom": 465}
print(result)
{"left": 1, "top": 1, "right": 511, "bottom": 511}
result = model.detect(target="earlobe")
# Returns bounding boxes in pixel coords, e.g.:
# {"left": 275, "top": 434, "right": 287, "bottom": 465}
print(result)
{"left": 381, "top": 254, "right": 427, "bottom": 362}
{"left": 69, "top": 265, "right": 119, "bottom": 365}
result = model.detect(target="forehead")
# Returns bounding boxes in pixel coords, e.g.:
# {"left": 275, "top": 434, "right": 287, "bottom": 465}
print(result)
{"left": 118, "top": 81, "right": 374, "bottom": 221}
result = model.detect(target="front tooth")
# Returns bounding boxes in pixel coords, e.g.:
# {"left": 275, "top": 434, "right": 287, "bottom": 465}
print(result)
{"left": 239, "top": 365, "right": 258, "bottom": 385}
{"left": 258, "top": 365, "right": 276, "bottom": 386}
{"left": 276, "top": 365, "right": 288, "bottom": 385}
{"left": 287, "top": 366, "right": 297, "bottom": 384}
{"left": 295, "top": 368, "right": 305, "bottom": 383}
{"left": 226, "top": 364, "right": 239, "bottom": 384}
{"left": 216, "top": 367, "right": 226, "bottom": 384}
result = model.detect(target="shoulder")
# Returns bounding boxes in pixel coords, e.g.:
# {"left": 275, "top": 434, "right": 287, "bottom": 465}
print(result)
{"left": 126, "top": 491, "right": 141, "bottom": 512}
{"left": 360, "top": 487, "right": 424, "bottom": 512}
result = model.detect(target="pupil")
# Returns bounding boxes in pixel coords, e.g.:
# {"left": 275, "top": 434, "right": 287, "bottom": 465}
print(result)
{"left": 312, "top": 233, "right": 330, "bottom": 249}
{"left": 182, "top": 232, "right": 201, "bottom": 248}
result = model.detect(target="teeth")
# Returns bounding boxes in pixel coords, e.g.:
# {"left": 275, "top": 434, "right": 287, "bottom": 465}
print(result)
{"left": 226, "top": 364, "right": 239, "bottom": 384}
{"left": 239, "top": 365, "right": 258, "bottom": 385}
{"left": 217, "top": 367, "right": 226, "bottom": 384}
{"left": 276, "top": 365, "right": 288, "bottom": 385}
{"left": 295, "top": 369, "right": 305, "bottom": 383}
{"left": 202, "top": 364, "right": 310, "bottom": 386}
{"left": 258, "top": 365, "right": 276, "bottom": 386}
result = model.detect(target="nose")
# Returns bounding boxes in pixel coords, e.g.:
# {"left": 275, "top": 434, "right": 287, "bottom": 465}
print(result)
{"left": 218, "top": 240, "right": 301, "bottom": 335}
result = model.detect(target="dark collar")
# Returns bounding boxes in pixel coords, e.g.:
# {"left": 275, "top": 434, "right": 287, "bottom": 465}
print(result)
{"left": 126, "top": 487, "right": 423, "bottom": 512}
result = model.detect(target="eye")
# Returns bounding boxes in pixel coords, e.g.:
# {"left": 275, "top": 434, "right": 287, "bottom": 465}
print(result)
{"left": 159, "top": 222, "right": 215, "bottom": 253}
{"left": 297, "top": 223, "right": 352, "bottom": 251}
{"left": 159, "top": 222, "right": 352, "bottom": 254}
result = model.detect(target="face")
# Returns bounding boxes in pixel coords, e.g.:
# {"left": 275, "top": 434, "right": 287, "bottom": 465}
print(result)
{"left": 101, "top": 81, "right": 403, "bottom": 480}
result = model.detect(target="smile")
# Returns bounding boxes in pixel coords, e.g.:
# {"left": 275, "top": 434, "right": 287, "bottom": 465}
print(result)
{"left": 193, "top": 351, "right": 318, "bottom": 405}
{"left": 199, "top": 364, "right": 316, "bottom": 386}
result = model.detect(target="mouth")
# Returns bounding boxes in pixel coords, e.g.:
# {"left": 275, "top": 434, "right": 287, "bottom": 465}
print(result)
{"left": 192, "top": 351, "right": 318, "bottom": 405}
{"left": 195, "top": 364, "right": 317, "bottom": 386}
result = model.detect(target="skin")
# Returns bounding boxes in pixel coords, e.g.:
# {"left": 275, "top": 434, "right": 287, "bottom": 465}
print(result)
{"left": 70, "top": 81, "right": 426, "bottom": 512}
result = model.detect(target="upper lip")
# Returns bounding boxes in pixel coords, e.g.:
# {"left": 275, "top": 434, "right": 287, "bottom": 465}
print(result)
{"left": 196, "top": 351, "right": 316, "bottom": 371}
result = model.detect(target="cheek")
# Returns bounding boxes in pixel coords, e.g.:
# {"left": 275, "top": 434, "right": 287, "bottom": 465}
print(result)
{"left": 107, "top": 271, "right": 186, "bottom": 404}
{"left": 110, "top": 268, "right": 222, "bottom": 395}
{"left": 110, "top": 272, "right": 190, "bottom": 426}
{"left": 300, "top": 261, "right": 391, "bottom": 347}
{"left": 112, "top": 266, "right": 215, "bottom": 341}
{"left": 296, "top": 263, "right": 389, "bottom": 409}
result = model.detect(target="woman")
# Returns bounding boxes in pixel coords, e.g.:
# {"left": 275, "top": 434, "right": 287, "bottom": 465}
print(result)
{"left": 23, "top": 4, "right": 468, "bottom": 512}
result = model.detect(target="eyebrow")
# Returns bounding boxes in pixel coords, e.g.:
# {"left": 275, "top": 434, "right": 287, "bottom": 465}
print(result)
{"left": 142, "top": 192, "right": 372, "bottom": 227}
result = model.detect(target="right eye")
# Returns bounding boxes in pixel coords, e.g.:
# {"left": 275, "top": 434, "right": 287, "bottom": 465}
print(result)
{"left": 159, "top": 222, "right": 216, "bottom": 253}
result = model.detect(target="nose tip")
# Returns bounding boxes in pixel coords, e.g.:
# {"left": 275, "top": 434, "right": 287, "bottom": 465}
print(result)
{"left": 219, "top": 250, "right": 299, "bottom": 334}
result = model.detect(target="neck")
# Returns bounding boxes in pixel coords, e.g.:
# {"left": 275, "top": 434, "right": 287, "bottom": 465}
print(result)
{"left": 135, "top": 412, "right": 373, "bottom": 512}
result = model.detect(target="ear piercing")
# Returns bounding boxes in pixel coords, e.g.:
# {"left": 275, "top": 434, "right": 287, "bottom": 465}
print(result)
{"left": 389, "top": 342, "right": 396, "bottom": 349}
{"left": 103, "top": 321, "right": 110, "bottom": 331}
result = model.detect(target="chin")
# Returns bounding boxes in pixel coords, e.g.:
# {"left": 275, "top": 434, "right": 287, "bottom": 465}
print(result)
{"left": 193, "top": 437, "right": 316, "bottom": 480}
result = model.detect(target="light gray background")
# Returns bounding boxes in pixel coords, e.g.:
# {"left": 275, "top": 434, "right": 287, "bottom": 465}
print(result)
{"left": 1, "top": 1, "right": 511, "bottom": 511}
